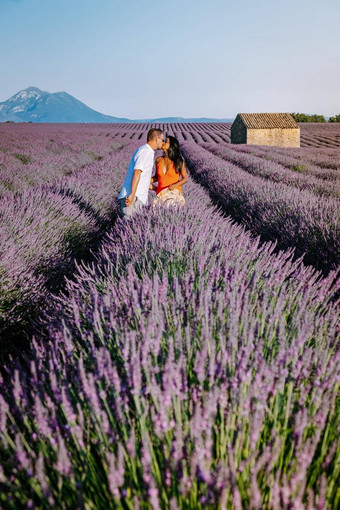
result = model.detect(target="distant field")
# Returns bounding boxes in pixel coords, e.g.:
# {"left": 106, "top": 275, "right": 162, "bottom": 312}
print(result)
{"left": 103, "top": 121, "right": 340, "bottom": 148}
{"left": 0, "top": 122, "right": 339, "bottom": 510}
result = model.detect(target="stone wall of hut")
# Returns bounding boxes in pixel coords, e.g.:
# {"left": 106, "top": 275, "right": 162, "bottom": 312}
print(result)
{"left": 247, "top": 128, "right": 300, "bottom": 147}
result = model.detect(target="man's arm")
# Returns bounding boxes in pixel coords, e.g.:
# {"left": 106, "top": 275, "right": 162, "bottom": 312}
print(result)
{"left": 125, "top": 169, "right": 142, "bottom": 206}
{"left": 149, "top": 157, "right": 160, "bottom": 192}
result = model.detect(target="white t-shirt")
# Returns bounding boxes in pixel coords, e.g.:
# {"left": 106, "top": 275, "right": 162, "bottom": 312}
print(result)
{"left": 118, "top": 143, "right": 155, "bottom": 205}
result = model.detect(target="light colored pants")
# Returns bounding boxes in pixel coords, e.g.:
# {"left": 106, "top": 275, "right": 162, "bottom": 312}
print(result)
{"left": 119, "top": 196, "right": 144, "bottom": 218}
{"left": 153, "top": 188, "right": 185, "bottom": 207}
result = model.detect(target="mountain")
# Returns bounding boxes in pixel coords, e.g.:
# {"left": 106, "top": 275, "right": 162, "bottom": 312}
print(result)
{"left": 0, "top": 87, "right": 130, "bottom": 123}
{"left": 0, "top": 87, "right": 234, "bottom": 123}
{"left": 138, "top": 116, "right": 234, "bottom": 123}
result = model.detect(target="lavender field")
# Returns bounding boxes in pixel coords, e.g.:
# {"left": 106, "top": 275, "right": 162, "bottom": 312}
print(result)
{"left": 0, "top": 123, "right": 339, "bottom": 509}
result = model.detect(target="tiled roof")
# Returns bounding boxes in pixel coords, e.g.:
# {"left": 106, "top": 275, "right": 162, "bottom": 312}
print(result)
{"left": 237, "top": 113, "right": 299, "bottom": 129}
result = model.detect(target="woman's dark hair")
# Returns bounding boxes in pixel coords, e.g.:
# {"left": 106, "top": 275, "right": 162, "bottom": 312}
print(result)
{"left": 167, "top": 135, "right": 184, "bottom": 174}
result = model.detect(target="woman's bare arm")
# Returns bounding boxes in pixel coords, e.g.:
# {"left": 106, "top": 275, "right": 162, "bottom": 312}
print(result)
{"left": 168, "top": 162, "right": 188, "bottom": 190}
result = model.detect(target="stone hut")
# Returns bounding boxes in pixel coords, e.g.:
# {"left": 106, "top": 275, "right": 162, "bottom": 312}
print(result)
{"left": 231, "top": 113, "right": 300, "bottom": 147}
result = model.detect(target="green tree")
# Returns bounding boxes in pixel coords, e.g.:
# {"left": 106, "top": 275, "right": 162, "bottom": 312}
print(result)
{"left": 291, "top": 112, "right": 309, "bottom": 122}
{"left": 309, "top": 114, "right": 326, "bottom": 122}
{"left": 328, "top": 114, "right": 340, "bottom": 122}
{"left": 291, "top": 112, "right": 326, "bottom": 122}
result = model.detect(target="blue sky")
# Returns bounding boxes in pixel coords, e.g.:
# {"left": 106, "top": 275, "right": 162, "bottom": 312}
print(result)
{"left": 1, "top": 0, "right": 339, "bottom": 118}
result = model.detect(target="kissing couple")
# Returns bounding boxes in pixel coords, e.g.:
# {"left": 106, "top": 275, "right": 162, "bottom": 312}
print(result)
{"left": 118, "top": 128, "right": 188, "bottom": 218}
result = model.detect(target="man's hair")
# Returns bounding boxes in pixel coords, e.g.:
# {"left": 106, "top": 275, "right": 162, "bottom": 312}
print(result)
{"left": 147, "top": 128, "right": 163, "bottom": 142}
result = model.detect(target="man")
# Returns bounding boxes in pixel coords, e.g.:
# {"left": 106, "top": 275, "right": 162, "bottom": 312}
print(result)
{"left": 118, "top": 128, "right": 164, "bottom": 217}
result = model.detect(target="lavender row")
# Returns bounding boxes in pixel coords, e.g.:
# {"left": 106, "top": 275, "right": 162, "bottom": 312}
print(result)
{"left": 1, "top": 178, "right": 339, "bottom": 508}
{"left": 105, "top": 122, "right": 340, "bottom": 149}
{"left": 200, "top": 142, "right": 340, "bottom": 198}
{"left": 208, "top": 142, "right": 340, "bottom": 178}
{"left": 54, "top": 122, "right": 340, "bottom": 150}
{"left": 301, "top": 136, "right": 340, "bottom": 149}
{"left": 300, "top": 124, "right": 340, "bottom": 149}
{"left": 0, "top": 140, "right": 138, "bottom": 345}
{"left": 0, "top": 124, "right": 125, "bottom": 197}
{"left": 181, "top": 142, "right": 340, "bottom": 274}
{"left": 250, "top": 145, "right": 340, "bottom": 172}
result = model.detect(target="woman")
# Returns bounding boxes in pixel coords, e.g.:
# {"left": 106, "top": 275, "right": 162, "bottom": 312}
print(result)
{"left": 150, "top": 135, "right": 188, "bottom": 206}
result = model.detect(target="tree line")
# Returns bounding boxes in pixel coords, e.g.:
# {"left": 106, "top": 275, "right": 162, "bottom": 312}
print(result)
{"left": 291, "top": 113, "right": 340, "bottom": 123}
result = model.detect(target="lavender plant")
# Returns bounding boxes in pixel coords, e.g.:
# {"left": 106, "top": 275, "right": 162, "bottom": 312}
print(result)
{"left": 300, "top": 124, "right": 340, "bottom": 149}
{"left": 201, "top": 142, "right": 340, "bottom": 197}
{"left": 0, "top": 123, "right": 339, "bottom": 509}
{"left": 181, "top": 142, "right": 340, "bottom": 274}
{"left": 0, "top": 179, "right": 339, "bottom": 509}
{"left": 0, "top": 124, "right": 126, "bottom": 197}
{"left": 206, "top": 143, "right": 340, "bottom": 180}
{"left": 0, "top": 138, "right": 139, "bottom": 345}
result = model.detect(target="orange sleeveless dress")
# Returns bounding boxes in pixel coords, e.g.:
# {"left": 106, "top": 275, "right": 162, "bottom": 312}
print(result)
{"left": 156, "top": 160, "right": 182, "bottom": 195}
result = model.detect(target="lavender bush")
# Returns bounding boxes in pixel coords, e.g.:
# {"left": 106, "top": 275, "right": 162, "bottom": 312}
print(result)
{"left": 0, "top": 123, "right": 339, "bottom": 509}
{"left": 200, "top": 143, "right": 340, "bottom": 197}
{"left": 95, "top": 120, "right": 340, "bottom": 148}
{"left": 181, "top": 142, "right": 340, "bottom": 274}
{"left": 107, "top": 121, "right": 340, "bottom": 149}
{"left": 261, "top": 146, "right": 340, "bottom": 172}
{"left": 0, "top": 124, "right": 127, "bottom": 197}
{"left": 300, "top": 124, "right": 340, "bottom": 149}
{"left": 206, "top": 143, "right": 340, "bottom": 180}
{"left": 0, "top": 137, "right": 140, "bottom": 345}
{"left": 1, "top": 178, "right": 339, "bottom": 509}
